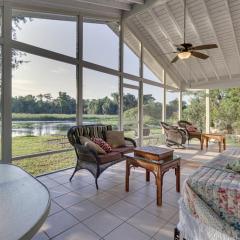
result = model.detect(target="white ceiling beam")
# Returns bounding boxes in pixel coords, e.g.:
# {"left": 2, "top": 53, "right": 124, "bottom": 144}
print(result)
{"left": 177, "top": 0, "right": 220, "bottom": 81}
{"left": 123, "top": 0, "right": 167, "bottom": 21}
{"left": 199, "top": 0, "right": 232, "bottom": 80}
{"left": 153, "top": 6, "right": 207, "bottom": 83}
{"left": 127, "top": 21, "right": 185, "bottom": 89}
{"left": 73, "top": 0, "right": 131, "bottom": 11}
{"left": 8, "top": 0, "right": 121, "bottom": 20}
{"left": 147, "top": 10, "right": 198, "bottom": 83}
{"left": 134, "top": 15, "right": 186, "bottom": 87}
{"left": 190, "top": 74, "right": 240, "bottom": 89}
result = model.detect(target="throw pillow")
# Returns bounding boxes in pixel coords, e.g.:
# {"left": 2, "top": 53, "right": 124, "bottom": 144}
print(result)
{"left": 80, "top": 136, "right": 106, "bottom": 155}
{"left": 186, "top": 125, "right": 197, "bottom": 132}
{"left": 226, "top": 160, "right": 240, "bottom": 172}
{"left": 106, "top": 131, "right": 126, "bottom": 148}
{"left": 91, "top": 137, "right": 112, "bottom": 153}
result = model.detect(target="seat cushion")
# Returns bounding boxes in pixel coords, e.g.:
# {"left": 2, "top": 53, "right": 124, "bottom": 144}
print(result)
{"left": 111, "top": 146, "right": 135, "bottom": 156}
{"left": 98, "top": 152, "right": 122, "bottom": 164}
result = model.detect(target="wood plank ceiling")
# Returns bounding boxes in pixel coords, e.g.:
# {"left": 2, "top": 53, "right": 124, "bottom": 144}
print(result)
{"left": 124, "top": 0, "right": 240, "bottom": 89}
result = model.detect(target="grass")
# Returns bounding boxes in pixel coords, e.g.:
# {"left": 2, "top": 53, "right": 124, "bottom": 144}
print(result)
{"left": 13, "top": 151, "right": 75, "bottom": 176}
{"left": 12, "top": 113, "right": 76, "bottom": 121}
{"left": 12, "top": 113, "right": 119, "bottom": 123}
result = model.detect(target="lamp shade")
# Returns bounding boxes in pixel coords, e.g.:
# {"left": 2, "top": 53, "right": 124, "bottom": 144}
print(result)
{"left": 178, "top": 51, "right": 191, "bottom": 59}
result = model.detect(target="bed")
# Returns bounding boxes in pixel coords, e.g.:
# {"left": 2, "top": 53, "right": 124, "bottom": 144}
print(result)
{"left": 178, "top": 148, "right": 240, "bottom": 240}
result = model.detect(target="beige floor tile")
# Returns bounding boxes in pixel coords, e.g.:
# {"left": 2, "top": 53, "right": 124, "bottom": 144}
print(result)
{"left": 49, "top": 200, "right": 63, "bottom": 216}
{"left": 54, "top": 191, "right": 86, "bottom": 208}
{"left": 83, "top": 210, "right": 123, "bottom": 237}
{"left": 104, "top": 223, "right": 150, "bottom": 240}
{"left": 144, "top": 202, "right": 178, "bottom": 221}
{"left": 52, "top": 223, "right": 100, "bottom": 240}
{"left": 89, "top": 192, "right": 120, "bottom": 208}
{"left": 124, "top": 191, "right": 154, "bottom": 208}
{"left": 127, "top": 210, "right": 166, "bottom": 237}
{"left": 107, "top": 200, "right": 140, "bottom": 220}
{"left": 31, "top": 230, "right": 49, "bottom": 240}
{"left": 49, "top": 184, "right": 71, "bottom": 199}
{"left": 153, "top": 223, "right": 176, "bottom": 240}
{"left": 67, "top": 200, "right": 102, "bottom": 221}
{"left": 63, "top": 179, "right": 90, "bottom": 191}
{"left": 42, "top": 210, "right": 78, "bottom": 238}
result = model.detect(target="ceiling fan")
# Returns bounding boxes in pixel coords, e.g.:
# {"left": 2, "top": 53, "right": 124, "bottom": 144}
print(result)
{"left": 169, "top": 0, "right": 218, "bottom": 63}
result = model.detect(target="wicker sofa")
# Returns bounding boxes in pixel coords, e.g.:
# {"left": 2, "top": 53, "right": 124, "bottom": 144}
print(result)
{"left": 67, "top": 124, "right": 136, "bottom": 189}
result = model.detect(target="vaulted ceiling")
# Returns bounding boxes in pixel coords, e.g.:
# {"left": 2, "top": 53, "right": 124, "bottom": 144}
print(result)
{"left": 124, "top": 0, "right": 240, "bottom": 89}
{"left": 11, "top": 0, "right": 240, "bottom": 90}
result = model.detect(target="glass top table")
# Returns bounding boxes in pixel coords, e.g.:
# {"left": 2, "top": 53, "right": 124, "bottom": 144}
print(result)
{"left": 0, "top": 164, "right": 50, "bottom": 240}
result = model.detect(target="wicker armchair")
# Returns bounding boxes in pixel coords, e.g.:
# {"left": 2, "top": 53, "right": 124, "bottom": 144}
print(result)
{"left": 161, "top": 122, "right": 187, "bottom": 148}
{"left": 178, "top": 120, "right": 202, "bottom": 144}
{"left": 67, "top": 124, "right": 136, "bottom": 189}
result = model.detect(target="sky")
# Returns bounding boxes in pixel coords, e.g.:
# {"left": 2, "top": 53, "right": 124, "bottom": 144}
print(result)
{"left": 12, "top": 17, "right": 178, "bottom": 102}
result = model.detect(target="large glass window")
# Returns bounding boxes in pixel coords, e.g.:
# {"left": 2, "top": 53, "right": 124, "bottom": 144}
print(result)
{"left": 143, "top": 84, "right": 164, "bottom": 146}
{"left": 123, "top": 87, "right": 139, "bottom": 142}
{"left": 12, "top": 10, "right": 77, "bottom": 57}
{"left": 182, "top": 90, "right": 206, "bottom": 131}
{"left": 83, "top": 68, "right": 119, "bottom": 129}
{"left": 12, "top": 51, "right": 76, "bottom": 174}
{"left": 123, "top": 27, "right": 140, "bottom": 76}
{"left": 83, "top": 22, "right": 119, "bottom": 70}
{"left": 166, "top": 90, "right": 179, "bottom": 124}
{"left": 143, "top": 48, "right": 163, "bottom": 83}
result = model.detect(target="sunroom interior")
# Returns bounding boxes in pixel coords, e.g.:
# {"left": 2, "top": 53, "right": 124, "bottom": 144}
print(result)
{"left": 1, "top": 0, "right": 240, "bottom": 240}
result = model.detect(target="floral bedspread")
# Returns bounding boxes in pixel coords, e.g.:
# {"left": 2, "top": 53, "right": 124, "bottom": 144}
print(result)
{"left": 181, "top": 148, "right": 240, "bottom": 239}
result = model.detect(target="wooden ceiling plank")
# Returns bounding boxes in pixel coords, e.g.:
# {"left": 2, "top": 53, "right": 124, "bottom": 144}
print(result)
{"left": 135, "top": 14, "right": 187, "bottom": 86}
{"left": 146, "top": 9, "right": 198, "bottom": 83}
{"left": 199, "top": 0, "right": 232, "bottom": 79}
{"left": 177, "top": 0, "right": 220, "bottom": 81}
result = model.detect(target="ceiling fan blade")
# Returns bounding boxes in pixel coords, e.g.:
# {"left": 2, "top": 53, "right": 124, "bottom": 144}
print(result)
{"left": 190, "top": 44, "right": 218, "bottom": 50}
{"left": 159, "top": 51, "right": 178, "bottom": 56}
{"left": 171, "top": 55, "right": 179, "bottom": 63}
{"left": 191, "top": 51, "right": 209, "bottom": 59}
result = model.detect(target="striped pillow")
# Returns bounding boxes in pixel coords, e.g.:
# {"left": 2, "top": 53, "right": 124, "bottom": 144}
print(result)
{"left": 91, "top": 137, "right": 112, "bottom": 153}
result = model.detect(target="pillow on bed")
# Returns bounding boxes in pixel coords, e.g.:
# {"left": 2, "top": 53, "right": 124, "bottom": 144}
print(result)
{"left": 226, "top": 160, "right": 240, "bottom": 172}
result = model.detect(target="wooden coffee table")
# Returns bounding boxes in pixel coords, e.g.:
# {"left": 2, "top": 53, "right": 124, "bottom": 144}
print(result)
{"left": 201, "top": 133, "right": 226, "bottom": 152}
{"left": 124, "top": 150, "right": 181, "bottom": 206}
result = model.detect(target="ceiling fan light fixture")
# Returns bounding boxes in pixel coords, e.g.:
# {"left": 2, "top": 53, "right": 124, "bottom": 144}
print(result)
{"left": 178, "top": 51, "right": 191, "bottom": 59}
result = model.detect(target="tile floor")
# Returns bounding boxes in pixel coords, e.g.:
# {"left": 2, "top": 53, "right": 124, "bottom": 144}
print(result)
{"left": 34, "top": 143, "right": 222, "bottom": 240}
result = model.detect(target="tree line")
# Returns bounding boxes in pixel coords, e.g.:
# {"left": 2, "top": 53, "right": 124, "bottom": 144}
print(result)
{"left": 12, "top": 92, "right": 180, "bottom": 120}
{"left": 12, "top": 92, "right": 161, "bottom": 115}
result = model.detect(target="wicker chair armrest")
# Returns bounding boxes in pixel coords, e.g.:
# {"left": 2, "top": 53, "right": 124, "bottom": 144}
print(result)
{"left": 124, "top": 137, "right": 137, "bottom": 147}
{"left": 73, "top": 144, "right": 100, "bottom": 164}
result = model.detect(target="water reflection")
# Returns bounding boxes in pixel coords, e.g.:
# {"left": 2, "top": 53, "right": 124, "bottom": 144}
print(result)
{"left": 12, "top": 121, "right": 75, "bottom": 137}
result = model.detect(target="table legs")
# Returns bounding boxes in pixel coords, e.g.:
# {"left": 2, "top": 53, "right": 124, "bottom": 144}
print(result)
{"left": 175, "top": 165, "right": 180, "bottom": 193}
{"left": 146, "top": 170, "right": 150, "bottom": 182}
{"left": 125, "top": 159, "right": 130, "bottom": 192}
{"left": 156, "top": 167, "right": 162, "bottom": 206}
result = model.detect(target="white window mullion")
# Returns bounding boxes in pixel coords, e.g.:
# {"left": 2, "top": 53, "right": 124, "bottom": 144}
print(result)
{"left": 2, "top": 3, "right": 12, "bottom": 163}
{"left": 119, "top": 17, "right": 124, "bottom": 131}
{"left": 77, "top": 15, "right": 83, "bottom": 125}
